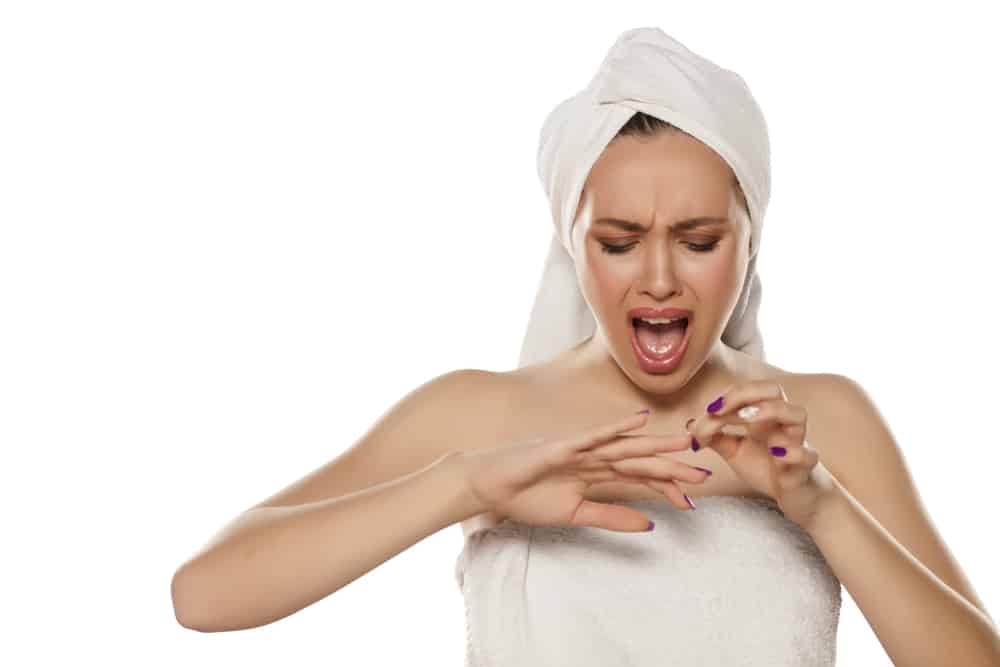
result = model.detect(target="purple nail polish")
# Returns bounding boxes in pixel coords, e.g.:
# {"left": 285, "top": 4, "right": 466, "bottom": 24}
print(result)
{"left": 707, "top": 396, "right": 724, "bottom": 413}
{"left": 694, "top": 465, "right": 712, "bottom": 475}
{"left": 691, "top": 436, "right": 700, "bottom": 451}
{"left": 770, "top": 446, "right": 787, "bottom": 457}
{"left": 636, "top": 408, "right": 651, "bottom": 414}
{"left": 646, "top": 520, "right": 655, "bottom": 531}
{"left": 684, "top": 494, "right": 696, "bottom": 510}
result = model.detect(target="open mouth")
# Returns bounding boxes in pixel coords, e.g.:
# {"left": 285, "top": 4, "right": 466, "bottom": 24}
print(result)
{"left": 631, "top": 316, "right": 689, "bottom": 332}
{"left": 630, "top": 316, "right": 689, "bottom": 358}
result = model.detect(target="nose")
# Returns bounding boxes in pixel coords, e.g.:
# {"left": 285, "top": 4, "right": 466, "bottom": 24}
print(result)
{"left": 636, "top": 245, "right": 682, "bottom": 299}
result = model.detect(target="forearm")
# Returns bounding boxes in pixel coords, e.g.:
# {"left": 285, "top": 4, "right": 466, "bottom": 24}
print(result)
{"left": 172, "top": 451, "right": 484, "bottom": 633}
{"left": 805, "top": 477, "right": 1000, "bottom": 666}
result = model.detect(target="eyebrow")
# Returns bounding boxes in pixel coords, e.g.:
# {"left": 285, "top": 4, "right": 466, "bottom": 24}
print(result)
{"left": 593, "top": 217, "right": 730, "bottom": 232}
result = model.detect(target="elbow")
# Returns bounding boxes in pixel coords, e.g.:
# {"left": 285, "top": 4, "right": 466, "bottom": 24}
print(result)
{"left": 171, "top": 564, "right": 215, "bottom": 632}
{"left": 171, "top": 562, "right": 275, "bottom": 633}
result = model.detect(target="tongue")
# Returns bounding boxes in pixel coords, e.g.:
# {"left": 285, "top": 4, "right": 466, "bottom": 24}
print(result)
{"left": 635, "top": 320, "right": 685, "bottom": 358}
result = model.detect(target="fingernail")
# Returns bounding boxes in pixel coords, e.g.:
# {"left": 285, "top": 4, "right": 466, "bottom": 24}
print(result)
{"left": 645, "top": 520, "right": 656, "bottom": 531}
{"left": 691, "top": 436, "right": 700, "bottom": 451}
{"left": 770, "top": 446, "right": 787, "bottom": 457}
{"left": 707, "top": 396, "right": 724, "bottom": 413}
{"left": 684, "top": 494, "right": 697, "bottom": 510}
{"left": 684, "top": 417, "right": 695, "bottom": 430}
{"left": 636, "top": 408, "right": 651, "bottom": 414}
{"left": 694, "top": 465, "right": 712, "bottom": 475}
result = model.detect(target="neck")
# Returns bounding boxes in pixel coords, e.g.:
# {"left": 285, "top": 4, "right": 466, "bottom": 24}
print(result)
{"left": 570, "top": 325, "right": 741, "bottom": 417}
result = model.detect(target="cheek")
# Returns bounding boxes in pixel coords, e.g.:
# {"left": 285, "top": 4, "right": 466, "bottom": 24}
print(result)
{"left": 589, "top": 257, "right": 632, "bottom": 287}
{"left": 579, "top": 247, "right": 630, "bottom": 296}
{"left": 575, "top": 248, "right": 629, "bottom": 324}
{"left": 689, "top": 253, "right": 741, "bottom": 295}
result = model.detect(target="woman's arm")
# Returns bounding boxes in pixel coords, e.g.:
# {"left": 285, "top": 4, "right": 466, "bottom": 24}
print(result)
{"left": 803, "top": 374, "right": 999, "bottom": 666}
{"left": 807, "top": 477, "right": 999, "bottom": 666}
{"left": 171, "top": 451, "right": 484, "bottom": 632}
{"left": 171, "top": 369, "right": 502, "bottom": 633}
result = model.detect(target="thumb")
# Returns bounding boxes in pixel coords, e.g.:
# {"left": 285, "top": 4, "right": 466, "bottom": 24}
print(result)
{"left": 571, "top": 500, "right": 654, "bottom": 533}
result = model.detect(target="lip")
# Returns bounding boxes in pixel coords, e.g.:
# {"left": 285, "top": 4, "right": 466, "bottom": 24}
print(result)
{"left": 628, "top": 308, "right": 692, "bottom": 374}
{"left": 627, "top": 307, "right": 693, "bottom": 322}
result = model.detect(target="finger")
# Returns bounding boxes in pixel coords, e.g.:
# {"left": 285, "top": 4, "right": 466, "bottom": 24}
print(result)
{"left": 773, "top": 446, "right": 818, "bottom": 492}
{"left": 643, "top": 478, "right": 694, "bottom": 511}
{"left": 609, "top": 456, "right": 713, "bottom": 484}
{"left": 690, "top": 418, "right": 747, "bottom": 451}
{"left": 570, "top": 499, "right": 655, "bottom": 532}
{"left": 609, "top": 470, "right": 654, "bottom": 484}
{"left": 573, "top": 444, "right": 682, "bottom": 476}
{"left": 573, "top": 436, "right": 687, "bottom": 472}
{"left": 691, "top": 405, "right": 770, "bottom": 450}
{"left": 702, "top": 381, "right": 786, "bottom": 418}
{"left": 700, "top": 397, "right": 804, "bottom": 432}
{"left": 694, "top": 399, "right": 806, "bottom": 457}
{"left": 737, "top": 399, "right": 808, "bottom": 440}
{"left": 574, "top": 467, "right": 623, "bottom": 483}
{"left": 544, "top": 411, "right": 652, "bottom": 468}
{"left": 766, "top": 433, "right": 811, "bottom": 465}
{"left": 563, "top": 410, "right": 652, "bottom": 454}
{"left": 587, "top": 471, "right": 693, "bottom": 512}
{"left": 579, "top": 468, "right": 672, "bottom": 485}
{"left": 588, "top": 433, "right": 693, "bottom": 459}
{"left": 691, "top": 426, "right": 748, "bottom": 462}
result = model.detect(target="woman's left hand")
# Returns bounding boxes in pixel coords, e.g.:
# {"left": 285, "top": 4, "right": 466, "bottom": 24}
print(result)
{"left": 685, "top": 381, "right": 837, "bottom": 530}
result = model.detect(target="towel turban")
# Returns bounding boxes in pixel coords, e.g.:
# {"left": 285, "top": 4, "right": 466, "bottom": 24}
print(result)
{"left": 517, "top": 27, "right": 771, "bottom": 369}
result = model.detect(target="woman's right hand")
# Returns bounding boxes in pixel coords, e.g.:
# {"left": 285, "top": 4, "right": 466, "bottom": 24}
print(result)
{"left": 458, "top": 410, "right": 709, "bottom": 532}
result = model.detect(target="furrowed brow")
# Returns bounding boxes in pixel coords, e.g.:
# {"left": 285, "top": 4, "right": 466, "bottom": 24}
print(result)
{"left": 593, "top": 217, "right": 730, "bottom": 232}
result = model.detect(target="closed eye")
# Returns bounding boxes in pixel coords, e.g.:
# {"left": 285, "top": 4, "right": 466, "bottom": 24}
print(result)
{"left": 599, "top": 241, "right": 720, "bottom": 255}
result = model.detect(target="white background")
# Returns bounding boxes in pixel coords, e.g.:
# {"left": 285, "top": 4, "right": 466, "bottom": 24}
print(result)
{"left": 2, "top": 1, "right": 998, "bottom": 664}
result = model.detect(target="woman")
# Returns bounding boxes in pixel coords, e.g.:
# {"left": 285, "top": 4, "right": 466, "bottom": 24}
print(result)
{"left": 171, "top": 27, "right": 998, "bottom": 665}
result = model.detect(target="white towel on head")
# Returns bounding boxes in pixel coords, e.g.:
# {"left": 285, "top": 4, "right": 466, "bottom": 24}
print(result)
{"left": 518, "top": 27, "right": 771, "bottom": 368}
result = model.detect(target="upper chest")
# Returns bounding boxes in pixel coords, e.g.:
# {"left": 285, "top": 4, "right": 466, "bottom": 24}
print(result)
{"left": 460, "top": 370, "right": 837, "bottom": 537}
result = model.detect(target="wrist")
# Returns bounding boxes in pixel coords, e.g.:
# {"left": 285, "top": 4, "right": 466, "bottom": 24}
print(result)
{"left": 438, "top": 451, "right": 493, "bottom": 519}
{"left": 802, "top": 472, "right": 847, "bottom": 538}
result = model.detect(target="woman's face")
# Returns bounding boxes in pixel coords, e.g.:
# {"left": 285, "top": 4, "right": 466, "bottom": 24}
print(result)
{"left": 571, "top": 130, "right": 752, "bottom": 388}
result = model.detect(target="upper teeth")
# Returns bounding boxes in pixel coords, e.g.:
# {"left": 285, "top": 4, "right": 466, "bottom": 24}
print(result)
{"left": 637, "top": 316, "right": 685, "bottom": 325}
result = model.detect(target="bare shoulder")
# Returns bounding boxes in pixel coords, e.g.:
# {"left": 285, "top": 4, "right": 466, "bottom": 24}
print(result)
{"left": 777, "top": 370, "right": 872, "bottom": 419}
{"left": 768, "top": 369, "right": 875, "bottom": 466}
{"left": 347, "top": 367, "right": 513, "bottom": 459}
{"left": 724, "top": 351, "right": 817, "bottom": 399}
{"left": 376, "top": 367, "right": 512, "bottom": 442}
{"left": 726, "top": 353, "right": 847, "bottom": 446}
{"left": 442, "top": 367, "right": 515, "bottom": 432}
{"left": 244, "top": 367, "right": 511, "bottom": 512}
{"left": 354, "top": 366, "right": 515, "bottom": 462}
{"left": 785, "top": 371, "right": 888, "bottom": 442}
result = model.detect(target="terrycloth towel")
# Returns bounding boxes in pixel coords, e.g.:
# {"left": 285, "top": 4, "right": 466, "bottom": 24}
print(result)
{"left": 454, "top": 496, "right": 842, "bottom": 666}
{"left": 518, "top": 27, "right": 772, "bottom": 368}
